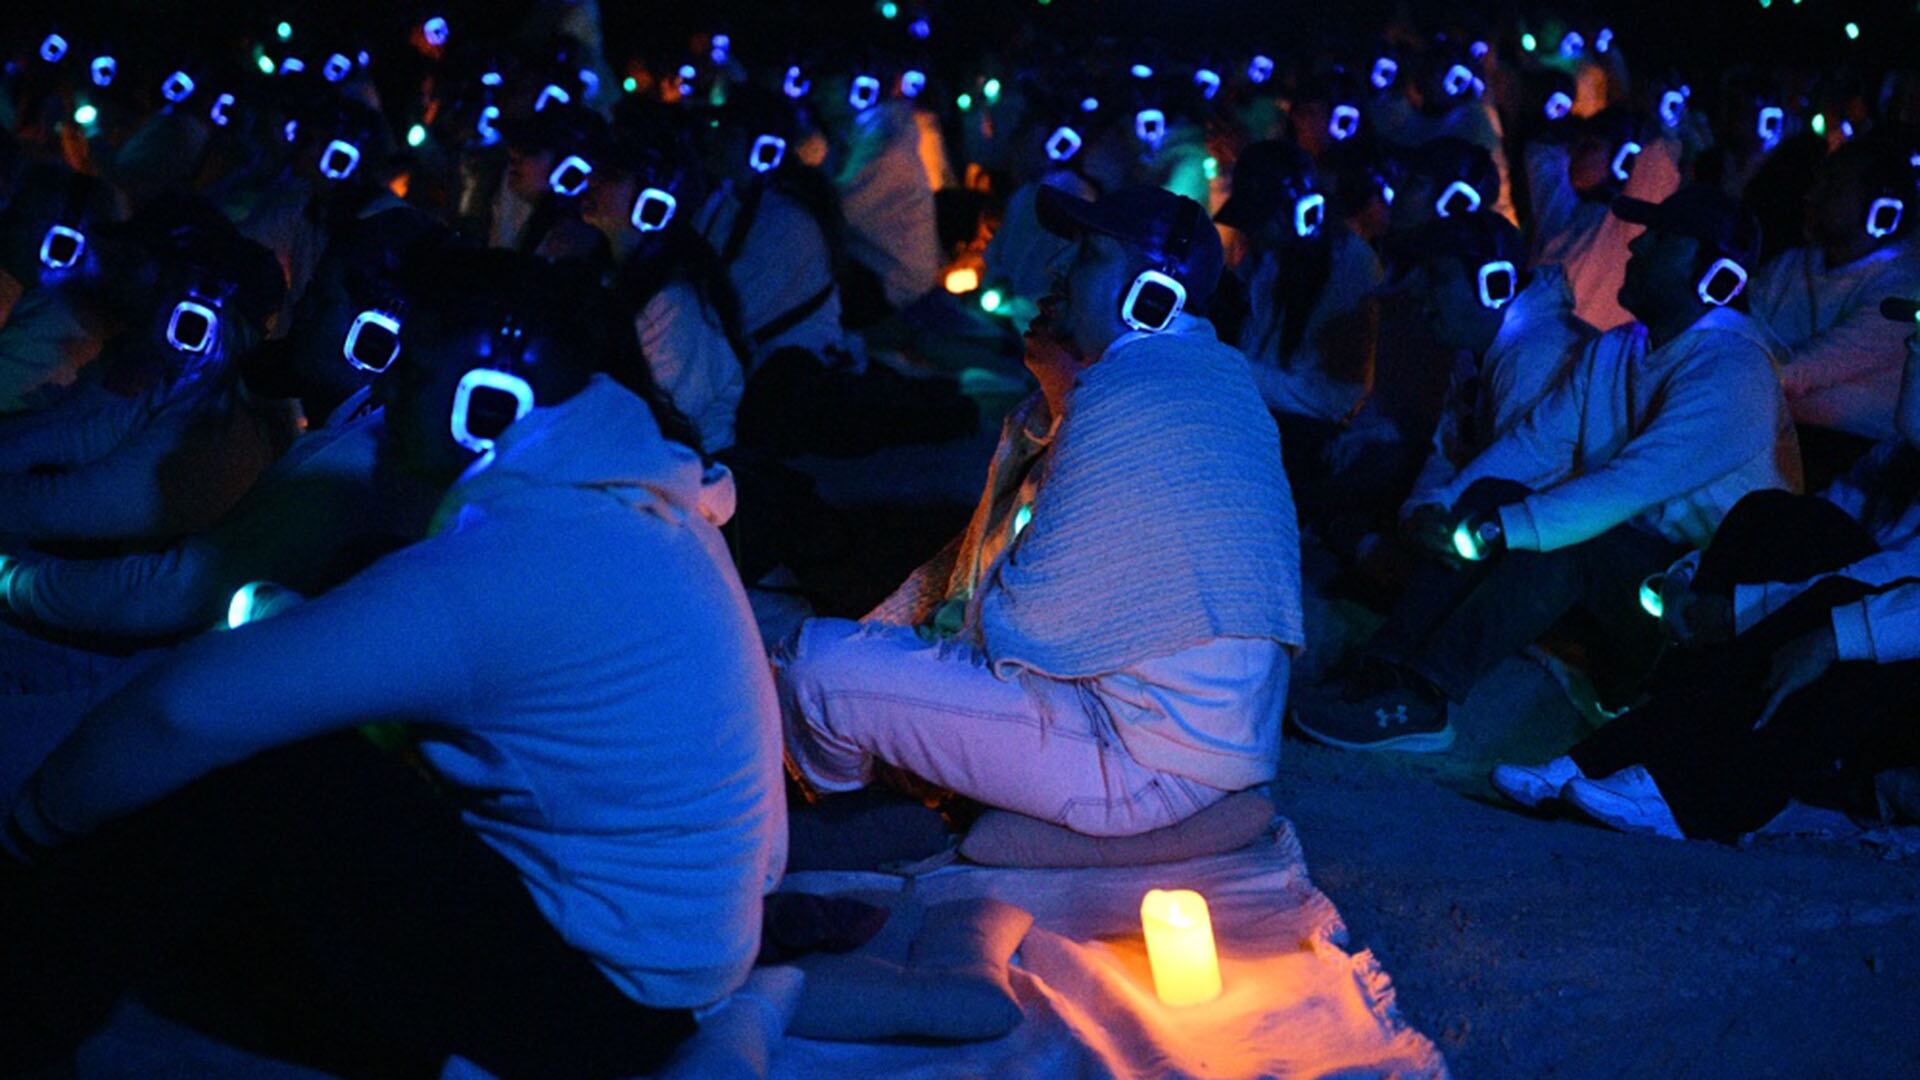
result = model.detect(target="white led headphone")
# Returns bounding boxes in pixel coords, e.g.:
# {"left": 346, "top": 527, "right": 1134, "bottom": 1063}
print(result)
{"left": 1119, "top": 197, "right": 1203, "bottom": 334}
{"left": 1135, "top": 108, "right": 1167, "bottom": 149}
{"left": 849, "top": 75, "right": 882, "bottom": 111}
{"left": 1477, "top": 260, "right": 1518, "bottom": 310}
{"left": 1611, "top": 141, "right": 1643, "bottom": 183}
{"left": 1328, "top": 104, "right": 1362, "bottom": 142}
{"left": 451, "top": 317, "right": 538, "bottom": 456}
{"left": 548, "top": 154, "right": 593, "bottom": 197}
{"left": 1697, "top": 257, "right": 1749, "bottom": 307}
{"left": 1045, "top": 126, "right": 1083, "bottom": 163}
{"left": 630, "top": 184, "right": 678, "bottom": 233}
{"left": 38, "top": 178, "right": 90, "bottom": 272}
{"left": 1435, "top": 179, "right": 1482, "bottom": 218}
{"left": 319, "top": 138, "right": 363, "bottom": 181}
{"left": 343, "top": 309, "right": 404, "bottom": 373}
{"left": 749, "top": 134, "right": 787, "bottom": 173}
{"left": 1544, "top": 92, "right": 1573, "bottom": 122}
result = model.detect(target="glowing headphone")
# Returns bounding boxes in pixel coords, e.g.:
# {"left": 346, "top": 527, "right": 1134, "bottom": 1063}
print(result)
{"left": 39, "top": 33, "right": 68, "bottom": 63}
{"left": 1046, "top": 126, "right": 1083, "bottom": 163}
{"left": 451, "top": 318, "right": 539, "bottom": 456}
{"left": 1194, "top": 68, "right": 1221, "bottom": 100}
{"left": 1477, "top": 260, "right": 1518, "bottom": 310}
{"left": 319, "top": 139, "right": 363, "bottom": 181}
{"left": 1370, "top": 57, "right": 1398, "bottom": 91}
{"left": 1867, "top": 197, "right": 1906, "bottom": 240}
{"left": 1329, "top": 104, "right": 1362, "bottom": 142}
{"left": 1544, "top": 92, "right": 1573, "bottom": 122}
{"left": 38, "top": 178, "right": 91, "bottom": 273}
{"left": 1697, "top": 257, "right": 1748, "bottom": 306}
{"left": 1756, "top": 106, "right": 1784, "bottom": 150}
{"left": 1560, "top": 31, "right": 1585, "bottom": 57}
{"left": 343, "top": 309, "right": 404, "bottom": 373}
{"left": 323, "top": 53, "right": 353, "bottom": 83}
{"left": 784, "top": 65, "right": 811, "bottom": 99}
{"left": 900, "top": 70, "right": 926, "bottom": 99}
{"left": 161, "top": 70, "right": 197, "bottom": 104}
{"left": 1290, "top": 187, "right": 1327, "bottom": 239}
{"left": 1119, "top": 197, "right": 1204, "bottom": 334}
{"left": 423, "top": 16, "right": 450, "bottom": 47}
{"left": 630, "top": 185, "right": 678, "bottom": 232}
{"left": 1248, "top": 55, "right": 1274, "bottom": 85}
{"left": 1435, "top": 179, "right": 1482, "bottom": 218}
{"left": 210, "top": 92, "right": 236, "bottom": 127}
{"left": 476, "top": 104, "right": 502, "bottom": 146}
{"left": 849, "top": 75, "right": 882, "bottom": 111}
{"left": 1611, "top": 141, "right": 1643, "bottom": 183}
{"left": 535, "top": 84, "right": 572, "bottom": 112}
{"left": 1659, "top": 89, "right": 1689, "bottom": 129}
{"left": 749, "top": 134, "right": 787, "bottom": 173}
{"left": 165, "top": 267, "right": 231, "bottom": 356}
{"left": 1135, "top": 108, "right": 1167, "bottom": 149}
{"left": 1442, "top": 64, "right": 1475, "bottom": 99}
{"left": 548, "top": 154, "right": 593, "bottom": 197}
{"left": 91, "top": 55, "right": 116, "bottom": 87}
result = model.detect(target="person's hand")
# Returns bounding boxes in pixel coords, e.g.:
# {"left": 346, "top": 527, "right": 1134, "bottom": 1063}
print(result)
{"left": 1401, "top": 504, "right": 1456, "bottom": 561}
{"left": 1754, "top": 626, "right": 1840, "bottom": 730}
{"left": 1451, "top": 510, "right": 1506, "bottom": 562}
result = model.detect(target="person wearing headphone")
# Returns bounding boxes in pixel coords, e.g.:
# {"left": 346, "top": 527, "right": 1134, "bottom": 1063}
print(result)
{"left": 1369, "top": 41, "right": 1516, "bottom": 224}
{"left": 486, "top": 103, "right": 608, "bottom": 264}
{"left": 1385, "top": 136, "right": 1501, "bottom": 235}
{"left": 1398, "top": 211, "right": 1591, "bottom": 543}
{"left": 582, "top": 115, "right": 746, "bottom": 455}
{"left": 820, "top": 65, "right": 941, "bottom": 320}
{"left": 1296, "top": 186, "right": 1801, "bottom": 752}
{"left": 1214, "top": 140, "right": 1383, "bottom": 489}
{"left": 777, "top": 185, "right": 1302, "bottom": 838}
{"left": 1489, "top": 329, "right": 1920, "bottom": 842}
{"left": 1748, "top": 137, "right": 1920, "bottom": 486}
{"left": 0, "top": 166, "right": 123, "bottom": 413}
{"left": 0, "top": 249, "right": 786, "bottom": 1078}
{"left": 1528, "top": 108, "right": 1682, "bottom": 331}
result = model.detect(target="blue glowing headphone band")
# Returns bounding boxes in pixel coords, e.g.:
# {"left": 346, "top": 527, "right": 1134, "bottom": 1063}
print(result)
{"left": 901, "top": 70, "right": 926, "bottom": 98}
{"left": 548, "top": 154, "right": 593, "bottom": 197}
{"left": 1610, "top": 141, "right": 1643, "bottom": 183}
{"left": 631, "top": 187, "right": 678, "bottom": 232}
{"left": 1866, "top": 197, "right": 1905, "bottom": 240}
{"left": 1248, "top": 55, "right": 1274, "bottom": 84}
{"left": 1757, "top": 107, "right": 1785, "bottom": 146}
{"left": 1194, "top": 68, "right": 1221, "bottom": 100}
{"left": 1135, "top": 108, "right": 1167, "bottom": 146}
{"left": 1697, "top": 258, "right": 1748, "bottom": 306}
{"left": 167, "top": 299, "right": 220, "bottom": 354}
{"left": 343, "top": 310, "right": 403, "bottom": 373}
{"left": 451, "top": 368, "right": 536, "bottom": 454}
{"left": 783, "top": 66, "right": 810, "bottom": 98}
{"left": 1045, "top": 126, "right": 1083, "bottom": 162}
{"left": 850, "top": 75, "right": 882, "bottom": 110}
{"left": 40, "top": 34, "right": 69, "bottom": 62}
{"left": 1436, "top": 180, "right": 1482, "bottom": 217}
{"left": 750, "top": 134, "right": 787, "bottom": 173}
{"left": 91, "top": 56, "right": 116, "bottom": 86}
{"left": 1545, "top": 92, "right": 1573, "bottom": 121}
{"left": 1370, "top": 57, "right": 1398, "bottom": 90}
{"left": 534, "top": 84, "right": 571, "bottom": 112}
{"left": 319, "top": 139, "right": 363, "bottom": 180}
{"left": 161, "top": 71, "right": 196, "bottom": 103}
{"left": 1659, "top": 90, "right": 1687, "bottom": 128}
{"left": 1294, "top": 192, "right": 1327, "bottom": 238}
{"left": 1329, "top": 105, "right": 1362, "bottom": 141}
{"left": 1442, "top": 64, "right": 1474, "bottom": 97}
{"left": 1477, "top": 260, "right": 1518, "bottom": 310}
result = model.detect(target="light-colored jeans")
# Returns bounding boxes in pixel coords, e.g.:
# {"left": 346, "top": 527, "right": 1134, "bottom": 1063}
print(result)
{"left": 774, "top": 618, "right": 1227, "bottom": 837}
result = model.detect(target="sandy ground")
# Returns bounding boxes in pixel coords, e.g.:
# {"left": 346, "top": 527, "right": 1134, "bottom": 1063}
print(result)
{"left": 1278, "top": 657, "right": 1920, "bottom": 1079}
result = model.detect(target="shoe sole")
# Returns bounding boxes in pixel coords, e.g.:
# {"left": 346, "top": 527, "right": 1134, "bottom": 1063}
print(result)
{"left": 1294, "top": 714, "right": 1457, "bottom": 754}
{"left": 1563, "top": 785, "right": 1680, "bottom": 839}
{"left": 1490, "top": 775, "right": 1555, "bottom": 808}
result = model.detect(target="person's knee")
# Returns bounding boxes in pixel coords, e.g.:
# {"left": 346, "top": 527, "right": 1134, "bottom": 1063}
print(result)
{"left": 772, "top": 618, "right": 877, "bottom": 729}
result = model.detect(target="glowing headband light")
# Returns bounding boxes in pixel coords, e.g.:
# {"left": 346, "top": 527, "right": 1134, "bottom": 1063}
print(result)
{"left": 1135, "top": 108, "right": 1167, "bottom": 146}
{"left": 1436, "top": 179, "right": 1482, "bottom": 217}
{"left": 1544, "top": 91, "right": 1573, "bottom": 121}
{"left": 1560, "top": 31, "right": 1585, "bottom": 57}
{"left": 784, "top": 65, "right": 810, "bottom": 99}
{"left": 534, "top": 84, "right": 571, "bottom": 112}
{"left": 476, "top": 104, "right": 502, "bottom": 145}
{"left": 39, "top": 225, "right": 86, "bottom": 270}
{"left": 1248, "top": 55, "right": 1274, "bottom": 84}
{"left": 91, "top": 56, "right": 116, "bottom": 86}
{"left": 548, "top": 154, "right": 592, "bottom": 197}
{"left": 1659, "top": 90, "right": 1687, "bottom": 128}
{"left": 1294, "top": 193, "right": 1326, "bottom": 239}
{"left": 167, "top": 299, "right": 220, "bottom": 354}
{"left": 1478, "top": 260, "right": 1518, "bottom": 310}
{"left": 319, "top": 139, "right": 362, "bottom": 180}
{"left": 1596, "top": 28, "right": 1614, "bottom": 54}
{"left": 323, "top": 53, "right": 353, "bottom": 82}
{"left": 40, "top": 34, "right": 69, "bottom": 63}
{"left": 1045, "top": 126, "right": 1083, "bottom": 162}
{"left": 1329, "top": 104, "right": 1361, "bottom": 141}
{"left": 1442, "top": 64, "right": 1474, "bottom": 98}
{"left": 423, "top": 16, "right": 450, "bottom": 47}
{"left": 901, "top": 70, "right": 926, "bottom": 98}
{"left": 343, "top": 310, "right": 403, "bottom": 373}
{"left": 1698, "top": 258, "right": 1748, "bottom": 306}
{"left": 849, "top": 74, "right": 882, "bottom": 110}
{"left": 1370, "top": 57, "right": 1398, "bottom": 90}
{"left": 451, "top": 368, "right": 535, "bottom": 455}
{"left": 1867, "top": 198, "right": 1905, "bottom": 240}
{"left": 1194, "top": 68, "right": 1221, "bottom": 100}
{"left": 750, "top": 134, "right": 787, "bottom": 173}
{"left": 1757, "top": 106, "right": 1784, "bottom": 148}
{"left": 1611, "top": 141, "right": 1642, "bottom": 182}
{"left": 630, "top": 187, "right": 678, "bottom": 232}
{"left": 161, "top": 71, "right": 197, "bottom": 103}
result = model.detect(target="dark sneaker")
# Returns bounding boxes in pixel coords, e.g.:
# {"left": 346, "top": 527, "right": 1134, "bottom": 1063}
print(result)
{"left": 1293, "top": 683, "right": 1455, "bottom": 753}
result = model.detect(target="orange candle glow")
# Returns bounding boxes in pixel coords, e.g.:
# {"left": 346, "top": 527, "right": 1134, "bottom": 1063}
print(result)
{"left": 944, "top": 266, "right": 981, "bottom": 294}
{"left": 1141, "top": 888, "right": 1222, "bottom": 1006}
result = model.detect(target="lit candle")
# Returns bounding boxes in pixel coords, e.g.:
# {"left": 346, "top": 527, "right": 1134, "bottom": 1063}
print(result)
{"left": 1140, "top": 888, "right": 1222, "bottom": 1006}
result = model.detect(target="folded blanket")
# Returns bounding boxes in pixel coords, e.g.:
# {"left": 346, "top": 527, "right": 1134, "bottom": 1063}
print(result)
{"left": 960, "top": 787, "right": 1277, "bottom": 868}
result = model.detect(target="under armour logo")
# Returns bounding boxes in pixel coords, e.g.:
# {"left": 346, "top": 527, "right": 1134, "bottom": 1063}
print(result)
{"left": 1375, "top": 704, "right": 1409, "bottom": 728}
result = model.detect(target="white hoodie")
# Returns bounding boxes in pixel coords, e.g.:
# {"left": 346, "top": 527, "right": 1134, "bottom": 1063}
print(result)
{"left": 1433, "top": 307, "right": 1801, "bottom": 552}
{"left": 1527, "top": 136, "right": 1683, "bottom": 332}
{"left": 8, "top": 376, "right": 787, "bottom": 1009}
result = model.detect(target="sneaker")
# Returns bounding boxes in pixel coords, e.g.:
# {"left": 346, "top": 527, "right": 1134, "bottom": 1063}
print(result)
{"left": 1293, "top": 684, "right": 1455, "bottom": 753}
{"left": 1562, "top": 766, "right": 1685, "bottom": 840}
{"left": 1490, "top": 756, "right": 1585, "bottom": 809}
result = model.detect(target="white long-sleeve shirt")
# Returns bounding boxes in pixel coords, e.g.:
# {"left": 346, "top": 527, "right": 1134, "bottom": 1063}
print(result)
{"left": 1749, "top": 241, "right": 1920, "bottom": 441}
{"left": 1528, "top": 137, "right": 1683, "bottom": 332}
{"left": 8, "top": 376, "right": 786, "bottom": 1009}
{"left": 1434, "top": 307, "right": 1801, "bottom": 552}
{"left": 835, "top": 101, "right": 940, "bottom": 310}
{"left": 1406, "top": 266, "right": 1591, "bottom": 510}
{"left": 635, "top": 281, "right": 745, "bottom": 454}
{"left": 693, "top": 184, "right": 855, "bottom": 372}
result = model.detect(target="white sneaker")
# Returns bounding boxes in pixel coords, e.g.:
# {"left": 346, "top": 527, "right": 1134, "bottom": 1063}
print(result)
{"left": 1563, "top": 766, "right": 1686, "bottom": 840}
{"left": 1490, "top": 756, "right": 1585, "bottom": 808}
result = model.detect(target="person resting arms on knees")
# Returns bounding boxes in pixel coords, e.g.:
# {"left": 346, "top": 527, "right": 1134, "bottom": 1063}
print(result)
{"left": 1296, "top": 186, "right": 1801, "bottom": 751}
{"left": 0, "top": 250, "right": 786, "bottom": 1078}
{"left": 1490, "top": 328, "right": 1920, "bottom": 841}
{"left": 777, "top": 186, "right": 1303, "bottom": 838}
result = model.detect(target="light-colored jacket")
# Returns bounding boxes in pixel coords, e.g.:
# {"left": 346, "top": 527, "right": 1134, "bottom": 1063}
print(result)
{"left": 1434, "top": 307, "right": 1802, "bottom": 552}
{"left": 1528, "top": 137, "right": 1683, "bottom": 332}
{"left": 1238, "top": 226, "right": 1383, "bottom": 422}
{"left": 1749, "top": 241, "right": 1920, "bottom": 441}
{"left": 635, "top": 281, "right": 745, "bottom": 454}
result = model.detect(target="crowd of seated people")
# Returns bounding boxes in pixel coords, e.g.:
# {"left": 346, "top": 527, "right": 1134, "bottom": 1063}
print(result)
{"left": 0, "top": 2, "right": 1916, "bottom": 1073}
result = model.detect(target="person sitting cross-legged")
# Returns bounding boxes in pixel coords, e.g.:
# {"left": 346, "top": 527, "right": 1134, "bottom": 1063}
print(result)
{"left": 776, "top": 186, "right": 1304, "bottom": 837}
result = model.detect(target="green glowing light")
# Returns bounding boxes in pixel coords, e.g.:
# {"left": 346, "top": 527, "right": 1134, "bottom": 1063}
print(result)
{"left": 1639, "top": 579, "right": 1665, "bottom": 619}
{"left": 1812, "top": 113, "right": 1827, "bottom": 137}
{"left": 983, "top": 78, "right": 1002, "bottom": 103}
{"left": 623, "top": 76, "right": 638, "bottom": 93}
{"left": 407, "top": 123, "right": 427, "bottom": 147}
{"left": 258, "top": 54, "right": 277, "bottom": 74}
{"left": 74, "top": 104, "right": 98, "bottom": 125}
{"left": 1520, "top": 33, "right": 1537, "bottom": 52}
{"left": 957, "top": 92, "right": 973, "bottom": 111}
{"left": 1203, "top": 155, "right": 1219, "bottom": 181}
{"left": 879, "top": 1, "right": 898, "bottom": 18}
{"left": 227, "top": 582, "right": 296, "bottom": 628}
{"left": 1844, "top": 21, "right": 1860, "bottom": 40}
{"left": 1758, "top": 0, "right": 1770, "bottom": 7}
{"left": 1013, "top": 504, "right": 1034, "bottom": 537}
{"left": 980, "top": 288, "right": 1005, "bottom": 313}
{"left": 276, "top": 21, "right": 293, "bottom": 41}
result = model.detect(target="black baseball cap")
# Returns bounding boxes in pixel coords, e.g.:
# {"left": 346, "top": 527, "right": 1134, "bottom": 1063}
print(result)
{"left": 1214, "top": 140, "right": 1316, "bottom": 233}
{"left": 1612, "top": 185, "right": 1761, "bottom": 269}
{"left": 1037, "top": 184, "right": 1225, "bottom": 310}
{"left": 1402, "top": 209, "right": 1527, "bottom": 273}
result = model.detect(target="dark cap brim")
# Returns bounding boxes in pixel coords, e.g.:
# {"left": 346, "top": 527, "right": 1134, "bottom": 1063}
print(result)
{"left": 1610, "top": 195, "right": 1661, "bottom": 226}
{"left": 1214, "top": 192, "right": 1273, "bottom": 233}
{"left": 1035, "top": 184, "right": 1108, "bottom": 241}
